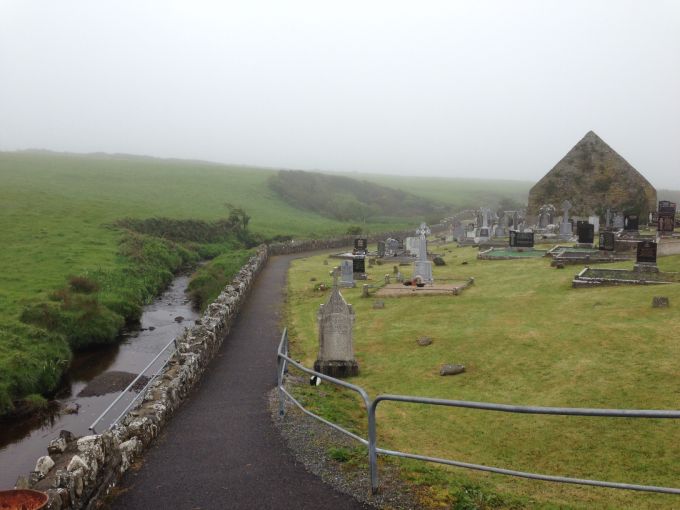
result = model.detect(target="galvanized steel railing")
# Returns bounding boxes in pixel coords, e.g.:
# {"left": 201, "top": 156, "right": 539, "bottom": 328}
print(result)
{"left": 89, "top": 336, "right": 179, "bottom": 433}
{"left": 277, "top": 328, "right": 680, "bottom": 496}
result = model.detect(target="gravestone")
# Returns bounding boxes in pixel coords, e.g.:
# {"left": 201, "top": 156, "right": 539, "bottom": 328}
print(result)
{"left": 340, "top": 260, "right": 355, "bottom": 287}
{"left": 354, "top": 238, "right": 368, "bottom": 254}
{"left": 559, "top": 200, "right": 573, "bottom": 239}
{"left": 416, "top": 223, "right": 431, "bottom": 236}
{"left": 636, "top": 240, "right": 657, "bottom": 264}
{"left": 605, "top": 208, "right": 612, "bottom": 229}
{"left": 413, "top": 232, "right": 433, "bottom": 283}
{"left": 509, "top": 230, "right": 534, "bottom": 248}
{"left": 452, "top": 224, "right": 466, "bottom": 241}
{"left": 385, "top": 238, "right": 400, "bottom": 256}
{"left": 494, "top": 225, "right": 506, "bottom": 237}
{"left": 377, "top": 241, "right": 386, "bottom": 258}
{"left": 624, "top": 215, "right": 639, "bottom": 232}
{"left": 577, "top": 222, "right": 594, "bottom": 244}
{"left": 477, "top": 227, "right": 490, "bottom": 241}
{"left": 314, "top": 276, "right": 359, "bottom": 378}
{"left": 599, "top": 231, "right": 616, "bottom": 251}
{"left": 658, "top": 201, "right": 676, "bottom": 234}
{"left": 353, "top": 256, "right": 366, "bottom": 274}
{"left": 613, "top": 213, "right": 625, "bottom": 230}
{"left": 404, "top": 237, "right": 418, "bottom": 256}
{"left": 588, "top": 215, "right": 600, "bottom": 233}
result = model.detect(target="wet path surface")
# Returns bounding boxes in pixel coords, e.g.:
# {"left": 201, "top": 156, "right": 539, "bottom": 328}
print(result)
{"left": 110, "top": 254, "right": 368, "bottom": 510}
{"left": 0, "top": 276, "right": 198, "bottom": 488}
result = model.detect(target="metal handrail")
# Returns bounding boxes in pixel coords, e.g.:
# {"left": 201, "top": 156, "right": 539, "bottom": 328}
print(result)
{"left": 89, "top": 337, "right": 178, "bottom": 433}
{"left": 276, "top": 330, "right": 680, "bottom": 496}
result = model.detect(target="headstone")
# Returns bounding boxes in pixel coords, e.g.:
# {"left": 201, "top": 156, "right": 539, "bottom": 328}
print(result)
{"left": 340, "top": 260, "right": 354, "bottom": 287}
{"left": 416, "top": 234, "right": 428, "bottom": 261}
{"left": 385, "top": 238, "right": 400, "bottom": 255}
{"left": 509, "top": 230, "right": 534, "bottom": 248}
{"left": 588, "top": 215, "right": 600, "bottom": 234}
{"left": 636, "top": 240, "right": 657, "bottom": 264}
{"left": 416, "top": 223, "right": 431, "bottom": 236}
{"left": 413, "top": 260, "right": 433, "bottom": 284}
{"left": 624, "top": 215, "right": 639, "bottom": 232}
{"left": 361, "top": 284, "right": 369, "bottom": 298}
{"left": 658, "top": 201, "right": 676, "bottom": 233}
{"left": 452, "top": 224, "right": 466, "bottom": 241}
{"left": 577, "top": 222, "right": 595, "bottom": 244}
{"left": 477, "top": 227, "right": 490, "bottom": 240}
{"left": 404, "top": 237, "right": 418, "bottom": 256}
{"left": 352, "top": 256, "right": 365, "bottom": 274}
{"left": 559, "top": 200, "right": 573, "bottom": 239}
{"left": 377, "top": 241, "right": 386, "bottom": 258}
{"left": 613, "top": 213, "right": 625, "bottom": 230}
{"left": 599, "top": 231, "right": 616, "bottom": 251}
{"left": 605, "top": 208, "right": 612, "bottom": 229}
{"left": 494, "top": 225, "right": 506, "bottom": 237}
{"left": 353, "top": 238, "right": 368, "bottom": 254}
{"left": 314, "top": 284, "right": 359, "bottom": 377}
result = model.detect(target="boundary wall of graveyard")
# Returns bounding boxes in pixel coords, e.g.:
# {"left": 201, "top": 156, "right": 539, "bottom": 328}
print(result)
{"left": 16, "top": 226, "right": 447, "bottom": 510}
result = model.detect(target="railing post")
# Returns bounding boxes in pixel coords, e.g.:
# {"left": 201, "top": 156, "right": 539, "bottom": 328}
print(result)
{"left": 278, "top": 329, "right": 287, "bottom": 417}
{"left": 368, "top": 400, "right": 379, "bottom": 494}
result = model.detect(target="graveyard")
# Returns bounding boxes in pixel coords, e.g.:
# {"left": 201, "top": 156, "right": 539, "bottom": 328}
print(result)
{"left": 284, "top": 237, "right": 680, "bottom": 509}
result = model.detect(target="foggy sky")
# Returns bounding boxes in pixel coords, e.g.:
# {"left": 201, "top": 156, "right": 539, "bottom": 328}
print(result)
{"left": 1, "top": 1, "right": 679, "bottom": 187}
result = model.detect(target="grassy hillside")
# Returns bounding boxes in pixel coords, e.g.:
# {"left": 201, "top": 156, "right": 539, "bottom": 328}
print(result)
{"left": 0, "top": 151, "right": 419, "bottom": 414}
{"left": 335, "top": 172, "right": 531, "bottom": 210}
{"left": 285, "top": 246, "right": 680, "bottom": 509}
{"left": 268, "top": 170, "right": 452, "bottom": 222}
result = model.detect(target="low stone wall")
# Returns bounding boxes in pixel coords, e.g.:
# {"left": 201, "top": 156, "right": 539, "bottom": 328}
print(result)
{"left": 267, "top": 229, "right": 422, "bottom": 256}
{"left": 18, "top": 244, "right": 269, "bottom": 510}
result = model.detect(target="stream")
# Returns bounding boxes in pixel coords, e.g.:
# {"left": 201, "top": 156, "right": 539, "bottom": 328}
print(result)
{"left": 0, "top": 275, "right": 199, "bottom": 488}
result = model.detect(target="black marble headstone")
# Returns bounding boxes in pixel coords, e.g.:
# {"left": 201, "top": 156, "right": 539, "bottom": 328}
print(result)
{"left": 577, "top": 223, "right": 595, "bottom": 244}
{"left": 598, "top": 232, "right": 615, "bottom": 251}
{"left": 353, "top": 256, "right": 366, "bottom": 273}
{"left": 509, "top": 230, "right": 534, "bottom": 248}
{"left": 354, "top": 238, "right": 368, "bottom": 253}
{"left": 624, "top": 215, "right": 639, "bottom": 231}
{"left": 657, "top": 201, "right": 676, "bottom": 233}
{"left": 636, "top": 240, "right": 657, "bottom": 264}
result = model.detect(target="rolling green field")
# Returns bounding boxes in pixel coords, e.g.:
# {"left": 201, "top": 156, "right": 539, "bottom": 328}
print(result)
{"left": 0, "top": 151, "right": 531, "bottom": 415}
{"left": 285, "top": 245, "right": 680, "bottom": 509}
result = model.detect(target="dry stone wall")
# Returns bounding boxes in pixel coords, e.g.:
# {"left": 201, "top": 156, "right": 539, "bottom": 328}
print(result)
{"left": 17, "top": 245, "right": 269, "bottom": 510}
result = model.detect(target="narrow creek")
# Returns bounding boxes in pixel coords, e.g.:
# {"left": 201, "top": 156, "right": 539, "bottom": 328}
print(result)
{"left": 0, "top": 275, "right": 199, "bottom": 488}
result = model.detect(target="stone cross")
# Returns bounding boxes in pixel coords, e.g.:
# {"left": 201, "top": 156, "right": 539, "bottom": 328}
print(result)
{"left": 561, "top": 200, "right": 572, "bottom": 224}
{"left": 330, "top": 266, "right": 340, "bottom": 288}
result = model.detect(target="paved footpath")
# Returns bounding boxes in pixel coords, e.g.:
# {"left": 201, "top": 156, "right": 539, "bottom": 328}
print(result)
{"left": 110, "top": 254, "right": 368, "bottom": 510}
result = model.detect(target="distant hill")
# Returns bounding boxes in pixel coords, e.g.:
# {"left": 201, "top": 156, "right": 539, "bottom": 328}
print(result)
{"left": 268, "top": 170, "right": 451, "bottom": 222}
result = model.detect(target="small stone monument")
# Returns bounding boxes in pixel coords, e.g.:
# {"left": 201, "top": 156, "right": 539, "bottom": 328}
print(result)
{"left": 559, "top": 200, "right": 573, "bottom": 239}
{"left": 314, "top": 268, "right": 359, "bottom": 377}
{"left": 340, "top": 260, "right": 355, "bottom": 287}
{"left": 412, "top": 232, "right": 433, "bottom": 283}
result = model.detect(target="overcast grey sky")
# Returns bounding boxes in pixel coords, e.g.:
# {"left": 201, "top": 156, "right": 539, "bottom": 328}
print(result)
{"left": 1, "top": 1, "right": 678, "bottom": 187}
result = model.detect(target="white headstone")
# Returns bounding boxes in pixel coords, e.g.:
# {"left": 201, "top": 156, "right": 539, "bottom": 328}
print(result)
{"left": 413, "top": 260, "right": 433, "bottom": 284}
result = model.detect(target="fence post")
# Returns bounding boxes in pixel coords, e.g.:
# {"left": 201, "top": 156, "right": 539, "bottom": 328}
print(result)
{"left": 368, "top": 401, "right": 379, "bottom": 494}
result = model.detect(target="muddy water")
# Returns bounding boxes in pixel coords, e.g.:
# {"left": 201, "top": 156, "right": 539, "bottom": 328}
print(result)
{"left": 0, "top": 275, "right": 199, "bottom": 488}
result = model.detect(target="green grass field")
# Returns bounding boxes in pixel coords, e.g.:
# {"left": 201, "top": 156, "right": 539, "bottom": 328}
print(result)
{"left": 0, "top": 151, "right": 408, "bottom": 413}
{"left": 1, "top": 151, "right": 532, "bottom": 415}
{"left": 285, "top": 245, "right": 680, "bottom": 509}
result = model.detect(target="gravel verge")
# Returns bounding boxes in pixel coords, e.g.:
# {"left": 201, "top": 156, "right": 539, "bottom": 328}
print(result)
{"left": 268, "top": 379, "right": 423, "bottom": 510}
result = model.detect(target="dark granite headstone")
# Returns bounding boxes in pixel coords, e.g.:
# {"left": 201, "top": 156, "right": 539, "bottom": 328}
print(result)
{"left": 509, "top": 230, "right": 534, "bottom": 248}
{"left": 577, "top": 222, "right": 595, "bottom": 244}
{"left": 636, "top": 240, "right": 657, "bottom": 264}
{"left": 354, "top": 238, "right": 368, "bottom": 253}
{"left": 657, "top": 201, "right": 676, "bottom": 233}
{"left": 599, "top": 232, "right": 615, "bottom": 251}
{"left": 377, "top": 241, "right": 386, "bottom": 257}
{"left": 624, "top": 215, "right": 639, "bottom": 231}
{"left": 353, "top": 256, "right": 365, "bottom": 273}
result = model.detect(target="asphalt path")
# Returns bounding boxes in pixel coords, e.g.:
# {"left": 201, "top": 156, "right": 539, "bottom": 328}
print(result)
{"left": 109, "top": 254, "right": 368, "bottom": 510}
